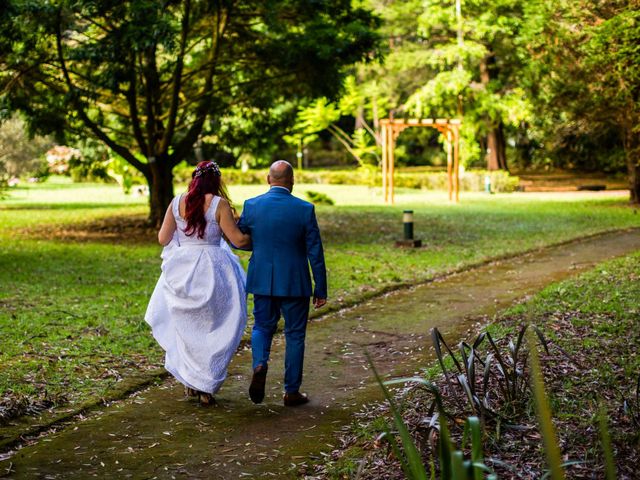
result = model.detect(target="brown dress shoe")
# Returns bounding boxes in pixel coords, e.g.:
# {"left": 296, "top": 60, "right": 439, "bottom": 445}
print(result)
{"left": 249, "top": 365, "right": 268, "bottom": 404}
{"left": 283, "top": 391, "right": 309, "bottom": 407}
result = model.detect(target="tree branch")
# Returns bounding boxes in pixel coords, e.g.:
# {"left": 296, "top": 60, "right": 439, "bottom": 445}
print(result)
{"left": 141, "top": 48, "right": 161, "bottom": 156}
{"left": 161, "top": 0, "right": 191, "bottom": 153}
{"left": 328, "top": 125, "right": 362, "bottom": 163}
{"left": 169, "top": 4, "right": 229, "bottom": 166}
{"left": 126, "top": 57, "right": 150, "bottom": 156}
{"left": 55, "top": 10, "right": 148, "bottom": 175}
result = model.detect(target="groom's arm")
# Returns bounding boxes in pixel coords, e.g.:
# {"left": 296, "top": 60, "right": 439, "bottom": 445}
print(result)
{"left": 305, "top": 205, "right": 327, "bottom": 302}
{"left": 232, "top": 201, "right": 253, "bottom": 251}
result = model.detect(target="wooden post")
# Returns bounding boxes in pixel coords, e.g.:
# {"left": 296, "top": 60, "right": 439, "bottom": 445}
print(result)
{"left": 379, "top": 117, "right": 462, "bottom": 204}
{"left": 453, "top": 125, "right": 460, "bottom": 203}
{"left": 389, "top": 127, "right": 396, "bottom": 205}
{"left": 446, "top": 128, "right": 453, "bottom": 201}
{"left": 381, "top": 125, "right": 388, "bottom": 203}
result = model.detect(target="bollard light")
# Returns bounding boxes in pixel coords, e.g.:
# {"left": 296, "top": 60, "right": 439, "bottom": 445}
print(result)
{"left": 396, "top": 210, "right": 422, "bottom": 248}
{"left": 403, "top": 210, "right": 414, "bottom": 240}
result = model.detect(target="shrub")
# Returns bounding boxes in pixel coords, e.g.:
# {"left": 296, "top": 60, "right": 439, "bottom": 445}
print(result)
{"left": 305, "top": 190, "right": 335, "bottom": 205}
{"left": 216, "top": 167, "right": 520, "bottom": 192}
{"left": 68, "top": 155, "right": 112, "bottom": 183}
{"left": 0, "top": 117, "right": 53, "bottom": 180}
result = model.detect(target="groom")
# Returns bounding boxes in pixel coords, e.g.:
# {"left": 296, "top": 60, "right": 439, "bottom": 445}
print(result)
{"left": 238, "top": 160, "right": 327, "bottom": 406}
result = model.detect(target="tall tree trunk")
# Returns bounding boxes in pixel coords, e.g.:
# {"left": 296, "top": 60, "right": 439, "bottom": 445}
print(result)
{"left": 486, "top": 122, "right": 508, "bottom": 171}
{"left": 148, "top": 156, "right": 175, "bottom": 228}
{"left": 624, "top": 126, "right": 640, "bottom": 204}
{"left": 480, "top": 54, "right": 507, "bottom": 171}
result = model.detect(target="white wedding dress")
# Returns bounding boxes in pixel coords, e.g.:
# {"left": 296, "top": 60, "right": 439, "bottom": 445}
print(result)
{"left": 145, "top": 194, "right": 247, "bottom": 394}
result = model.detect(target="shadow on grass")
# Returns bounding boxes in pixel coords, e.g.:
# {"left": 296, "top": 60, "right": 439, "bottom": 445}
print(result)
{"left": 1, "top": 202, "right": 145, "bottom": 211}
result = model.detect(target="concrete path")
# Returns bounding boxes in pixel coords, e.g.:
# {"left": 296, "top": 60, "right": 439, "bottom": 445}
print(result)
{"left": 1, "top": 230, "right": 639, "bottom": 479}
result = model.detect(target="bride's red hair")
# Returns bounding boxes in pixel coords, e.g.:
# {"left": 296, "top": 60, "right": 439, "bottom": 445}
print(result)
{"left": 184, "top": 161, "right": 233, "bottom": 239}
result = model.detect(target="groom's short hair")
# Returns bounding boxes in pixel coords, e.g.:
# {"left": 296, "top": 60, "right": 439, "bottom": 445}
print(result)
{"left": 269, "top": 160, "right": 293, "bottom": 181}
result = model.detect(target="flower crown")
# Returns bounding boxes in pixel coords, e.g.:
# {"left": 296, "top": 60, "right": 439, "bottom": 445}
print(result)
{"left": 193, "top": 161, "right": 221, "bottom": 178}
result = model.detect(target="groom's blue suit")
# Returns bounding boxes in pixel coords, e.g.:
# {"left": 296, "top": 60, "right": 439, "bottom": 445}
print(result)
{"left": 238, "top": 186, "right": 327, "bottom": 394}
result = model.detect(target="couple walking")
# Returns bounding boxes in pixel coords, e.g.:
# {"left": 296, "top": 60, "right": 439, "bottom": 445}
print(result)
{"left": 145, "top": 160, "right": 327, "bottom": 406}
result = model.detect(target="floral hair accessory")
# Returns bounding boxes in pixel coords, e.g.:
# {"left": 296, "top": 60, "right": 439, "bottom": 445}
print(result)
{"left": 193, "top": 161, "right": 221, "bottom": 178}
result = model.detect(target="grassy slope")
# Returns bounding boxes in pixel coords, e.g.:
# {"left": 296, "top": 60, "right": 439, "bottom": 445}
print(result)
{"left": 0, "top": 177, "right": 638, "bottom": 418}
{"left": 491, "top": 252, "right": 640, "bottom": 478}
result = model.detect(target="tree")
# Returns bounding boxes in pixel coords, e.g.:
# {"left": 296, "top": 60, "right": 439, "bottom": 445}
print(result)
{"left": 301, "top": 0, "right": 531, "bottom": 170}
{"left": 521, "top": 0, "right": 640, "bottom": 202}
{"left": 0, "top": 0, "right": 379, "bottom": 225}
{"left": 401, "top": 0, "right": 530, "bottom": 170}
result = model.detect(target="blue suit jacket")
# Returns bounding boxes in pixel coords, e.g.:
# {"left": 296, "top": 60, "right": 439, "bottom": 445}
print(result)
{"left": 237, "top": 187, "right": 327, "bottom": 299}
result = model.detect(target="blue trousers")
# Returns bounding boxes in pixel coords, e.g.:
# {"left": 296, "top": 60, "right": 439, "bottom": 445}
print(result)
{"left": 251, "top": 295, "right": 310, "bottom": 393}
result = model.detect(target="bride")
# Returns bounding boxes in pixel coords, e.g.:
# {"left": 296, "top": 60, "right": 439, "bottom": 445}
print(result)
{"left": 145, "top": 161, "right": 251, "bottom": 405}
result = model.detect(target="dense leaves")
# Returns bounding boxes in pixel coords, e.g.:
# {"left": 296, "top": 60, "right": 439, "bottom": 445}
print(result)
{"left": 0, "top": 0, "right": 379, "bottom": 223}
{"left": 520, "top": 0, "right": 640, "bottom": 201}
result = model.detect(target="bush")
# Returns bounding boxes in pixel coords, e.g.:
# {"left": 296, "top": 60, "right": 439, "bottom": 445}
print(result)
{"left": 305, "top": 190, "right": 335, "bottom": 205}
{"left": 0, "top": 116, "right": 53, "bottom": 180}
{"left": 68, "top": 155, "right": 112, "bottom": 183}
{"left": 217, "top": 167, "right": 520, "bottom": 192}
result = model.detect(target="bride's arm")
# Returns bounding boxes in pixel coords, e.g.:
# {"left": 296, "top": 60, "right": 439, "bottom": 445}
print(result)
{"left": 158, "top": 204, "right": 177, "bottom": 245}
{"left": 218, "top": 199, "right": 251, "bottom": 248}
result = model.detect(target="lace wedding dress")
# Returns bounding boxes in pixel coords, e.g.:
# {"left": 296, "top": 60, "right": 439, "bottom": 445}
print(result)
{"left": 145, "top": 194, "right": 247, "bottom": 394}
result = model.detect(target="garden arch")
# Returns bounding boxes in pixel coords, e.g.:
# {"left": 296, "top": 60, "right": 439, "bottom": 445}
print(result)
{"left": 380, "top": 118, "right": 462, "bottom": 204}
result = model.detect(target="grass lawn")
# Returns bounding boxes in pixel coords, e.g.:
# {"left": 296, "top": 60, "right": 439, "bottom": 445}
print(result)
{"left": 0, "top": 177, "right": 638, "bottom": 421}
{"left": 315, "top": 251, "right": 640, "bottom": 479}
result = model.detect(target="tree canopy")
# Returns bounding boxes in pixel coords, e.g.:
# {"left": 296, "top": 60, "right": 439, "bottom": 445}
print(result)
{"left": 287, "top": 0, "right": 639, "bottom": 201}
{"left": 2, "top": 0, "right": 638, "bottom": 204}
{"left": 0, "top": 0, "right": 379, "bottom": 224}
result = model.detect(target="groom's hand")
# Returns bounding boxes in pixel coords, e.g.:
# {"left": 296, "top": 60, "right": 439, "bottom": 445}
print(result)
{"left": 313, "top": 297, "right": 327, "bottom": 309}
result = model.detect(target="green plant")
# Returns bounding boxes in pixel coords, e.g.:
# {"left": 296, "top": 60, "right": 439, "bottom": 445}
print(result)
{"left": 484, "top": 326, "right": 531, "bottom": 406}
{"left": 431, "top": 328, "right": 495, "bottom": 419}
{"left": 213, "top": 167, "right": 520, "bottom": 192}
{"left": 305, "top": 190, "right": 335, "bottom": 206}
{"left": 370, "top": 353, "right": 497, "bottom": 479}
{"left": 431, "top": 325, "right": 537, "bottom": 421}
{"left": 526, "top": 328, "right": 565, "bottom": 480}
{"left": 597, "top": 403, "right": 616, "bottom": 480}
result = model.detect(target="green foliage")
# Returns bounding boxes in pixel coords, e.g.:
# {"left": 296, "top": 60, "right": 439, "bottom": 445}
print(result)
{"left": 526, "top": 328, "right": 565, "bottom": 480}
{"left": 67, "top": 140, "right": 113, "bottom": 183}
{"left": 370, "top": 360, "right": 429, "bottom": 479}
{"left": 377, "top": 368, "right": 497, "bottom": 479}
{"left": 217, "top": 167, "right": 520, "bottom": 192}
{"left": 520, "top": 0, "right": 640, "bottom": 198}
{"left": 431, "top": 325, "right": 538, "bottom": 422}
{"left": 0, "top": 0, "right": 381, "bottom": 222}
{"left": 597, "top": 404, "right": 616, "bottom": 480}
{"left": 0, "top": 116, "right": 53, "bottom": 180}
{"left": 305, "top": 190, "right": 335, "bottom": 206}
{"left": 107, "top": 156, "right": 145, "bottom": 194}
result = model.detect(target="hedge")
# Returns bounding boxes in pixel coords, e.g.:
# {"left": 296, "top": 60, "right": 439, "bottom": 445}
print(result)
{"left": 208, "top": 167, "right": 520, "bottom": 193}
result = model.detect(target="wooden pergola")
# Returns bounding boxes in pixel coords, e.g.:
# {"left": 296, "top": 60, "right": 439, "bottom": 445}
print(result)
{"left": 380, "top": 118, "right": 462, "bottom": 204}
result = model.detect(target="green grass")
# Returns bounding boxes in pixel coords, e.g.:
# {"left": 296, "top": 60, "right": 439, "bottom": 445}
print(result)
{"left": 491, "top": 252, "right": 640, "bottom": 477}
{"left": 0, "top": 177, "right": 638, "bottom": 417}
